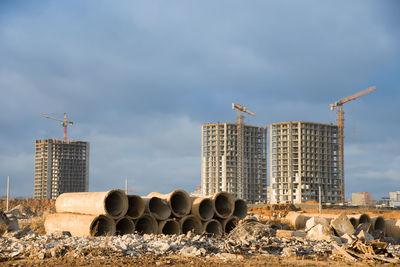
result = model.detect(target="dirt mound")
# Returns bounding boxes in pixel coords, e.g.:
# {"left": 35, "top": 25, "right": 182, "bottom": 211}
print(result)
{"left": 7, "top": 204, "right": 36, "bottom": 218}
{"left": 0, "top": 199, "right": 55, "bottom": 217}
{"left": 249, "top": 203, "right": 298, "bottom": 219}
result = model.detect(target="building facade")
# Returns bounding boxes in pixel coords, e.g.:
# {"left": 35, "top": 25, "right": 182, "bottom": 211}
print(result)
{"left": 270, "top": 122, "right": 340, "bottom": 204}
{"left": 352, "top": 192, "right": 374, "bottom": 206}
{"left": 34, "top": 139, "right": 90, "bottom": 199}
{"left": 201, "top": 123, "right": 267, "bottom": 203}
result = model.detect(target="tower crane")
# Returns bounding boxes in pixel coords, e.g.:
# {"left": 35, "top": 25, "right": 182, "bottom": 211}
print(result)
{"left": 330, "top": 86, "right": 376, "bottom": 203}
{"left": 39, "top": 113, "right": 73, "bottom": 141}
{"left": 232, "top": 103, "right": 255, "bottom": 199}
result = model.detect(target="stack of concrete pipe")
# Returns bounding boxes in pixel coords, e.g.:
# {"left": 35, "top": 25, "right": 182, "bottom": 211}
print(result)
{"left": 45, "top": 189, "right": 247, "bottom": 237}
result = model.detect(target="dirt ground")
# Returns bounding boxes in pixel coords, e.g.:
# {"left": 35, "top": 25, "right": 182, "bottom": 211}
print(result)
{"left": 0, "top": 198, "right": 55, "bottom": 216}
{"left": 0, "top": 254, "right": 391, "bottom": 267}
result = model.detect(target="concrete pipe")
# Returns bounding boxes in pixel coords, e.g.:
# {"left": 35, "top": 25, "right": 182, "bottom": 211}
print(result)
{"left": 126, "top": 195, "right": 145, "bottom": 219}
{"left": 45, "top": 213, "right": 115, "bottom": 237}
{"left": 191, "top": 197, "right": 215, "bottom": 221}
{"left": 135, "top": 214, "right": 158, "bottom": 234}
{"left": 349, "top": 217, "right": 359, "bottom": 228}
{"left": 115, "top": 217, "right": 135, "bottom": 235}
{"left": 348, "top": 214, "right": 371, "bottom": 225}
{"left": 385, "top": 220, "right": 400, "bottom": 238}
{"left": 158, "top": 219, "right": 180, "bottom": 235}
{"left": 148, "top": 190, "right": 192, "bottom": 218}
{"left": 56, "top": 189, "right": 128, "bottom": 219}
{"left": 203, "top": 219, "right": 223, "bottom": 237}
{"left": 142, "top": 196, "right": 171, "bottom": 220}
{"left": 212, "top": 192, "right": 234, "bottom": 219}
{"left": 220, "top": 216, "right": 239, "bottom": 234}
{"left": 371, "top": 216, "right": 385, "bottom": 232}
{"left": 233, "top": 199, "right": 248, "bottom": 219}
{"left": 283, "top": 212, "right": 310, "bottom": 230}
{"left": 179, "top": 215, "right": 203, "bottom": 235}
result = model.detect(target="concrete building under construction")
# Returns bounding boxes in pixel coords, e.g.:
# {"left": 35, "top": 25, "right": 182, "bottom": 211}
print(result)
{"left": 201, "top": 123, "right": 267, "bottom": 203}
{"left": 269, "top": 122, "right": 340, "bottom": 204}
{"left": 34, "top": 139, "right": 90, "bottom": 199}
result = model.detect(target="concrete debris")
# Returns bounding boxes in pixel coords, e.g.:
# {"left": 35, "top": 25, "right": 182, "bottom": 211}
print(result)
{"left": 306, "top": 224, "right": 334, "bottom": 241}
{"left": 330, "top": 214, "right": 354, "bottom": 236}
{"left": 0, "top": 210, "right": 20, "bottom": 235}
{"left": 276, "top": 230, "right": 306, "bottom": 239}
{"left": 7, "top": 205, "right": 36, "bottom": 218}
{"left": 357, "top": 230, "right": 374, "bottom": 242}
{"left": 305, "top": 216, "right": 329, "bottom": 232}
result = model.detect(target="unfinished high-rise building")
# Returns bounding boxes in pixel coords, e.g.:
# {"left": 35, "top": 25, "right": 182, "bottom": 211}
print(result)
{"left": 34, "top": 139, "right": 90, "bottom": 199}
{"left": 201, "top": 123, "right": 267, "bottom": 203}
{"left": 270, "top": 122, "right": 340, "bottom": 204}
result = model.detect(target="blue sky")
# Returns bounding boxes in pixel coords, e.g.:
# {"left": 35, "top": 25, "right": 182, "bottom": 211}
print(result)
{"left": 0, "top": 1, "right": 399, "bottom": 200}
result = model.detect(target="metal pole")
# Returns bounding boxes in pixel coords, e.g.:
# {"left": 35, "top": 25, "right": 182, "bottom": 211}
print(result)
{"left": 318, "top": 184, "right": 322, "bottom": 214}
{"left": 125, "top": 179, "right": 128, "bottom": 195}
{"left": 6, "top": 176, "right": 10, "bottom": 212}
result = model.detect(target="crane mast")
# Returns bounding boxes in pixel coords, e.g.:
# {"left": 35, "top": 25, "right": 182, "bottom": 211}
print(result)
{"left": 330, "top": 86, "right": 376, "bottom": 204}
{"left": 39, "top": 113, "right": 73, "bottom": 141}
{"left": 232, "top": 103, "right": 255, "bottom": 200}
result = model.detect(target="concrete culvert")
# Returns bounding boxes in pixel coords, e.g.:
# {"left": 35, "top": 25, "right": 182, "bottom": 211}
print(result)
{"left": 192, "top": 197, "right": 214, "bottom": 221}
{"left": 203, "top": 219, "right": 223, "bottom": 236}
{"left": 349, "top": 217, "right": 359, "bottom": 228}
{"left": 233, "top": 199, "right": 248, "bottom": 219}
{"left": 143, "top": 197, "right": 171, "bottom": 220}
{"left": 385, "top": 220, "right": 400, "bottom": 238}
{"left": 359, "top": 214, "right": 371, "bottom": 224}
{"left": 115, "top": 217, "right": 135, "bottom": 235}
{"left": 221, "top": 216, "right": 239, "bottom": 234}
{"left": 45, "top": 213, "right": 116, "bottom": 237}
{"left": 126, "top": 195, "right": 145, "bottom": 219}
{"left": 55, "top": 189, "right": 129, "bottom": 219}
{"left": 179, "top": 215, "right": 202, "bottom": 234}
{"left": 149, "top": 190, "right": 192, "bottom": 217}
{"left": 158, "top": 219, "right": 180, "bottom": 235}
{"left": 135, "top": 214, "right": 157, "bottom": 234}
{"left": 371, "top": 216, "right": 385, "bottom": 231}
{"left": 213, "top": 192, "right": 234, "bottom": 219}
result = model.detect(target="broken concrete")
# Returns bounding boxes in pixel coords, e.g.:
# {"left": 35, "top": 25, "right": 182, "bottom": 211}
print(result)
{"left": 306, "top": 224, "right": 334, "bottom": 241}
{"left": 330, "top": 213, "right": 354, "bottom": 236}
{"left": 305, "top": 216, "right": 329, "bottom": 232}
{"left": 357, "top": 229, "right": 374, "bottom": 242}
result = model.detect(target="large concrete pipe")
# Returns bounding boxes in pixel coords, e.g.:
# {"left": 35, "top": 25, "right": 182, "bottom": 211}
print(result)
{"left": 135, "top": 214, "right": 158, "bottom": 234}
{"left": 149, "top": 190, "right": 192, "bottom": 217}
{"left": 179, "top": 215, "right": 203, "bottom": 234}
{"left": 191, "top": 197, "right": 214, "bottom": 221}
{"left": 371, "top": 216, "right": 385, "bottom": 232}
{"left": 220, "top": 216, "right": 239, "bottom": 234}
{"left": 233, "top": 199, "right": 248, "bottom": 219}
{"left": 203, "top": 219, "right": 223, "bottom": 236}
{"left": 213, "top": 192, "right": 234, "bottom": 219}
{"left": 348, "top": 214, "right": 371, "bottom": 226}
{"left": 45, "top": 213, "right": 115, "bottom": 237}
{"left": 56, "top": 189, "right": 128, "bottom": 219}
{"left": 115, "top": 217, "right": 135, "bottom": 235}
{"left": 126, "top": 195, "right": 145, "bottom": 219}
{"left": 349, "top": 217, "right": 359, "bottom": 228}
{"left": 385, "top": 220, "right": 400, "bottom": 238}
{"left": 158, "top": 219, "right": 180, "bottom": 235}
{"left": 283, "top": 212, "right": 310, "bottom": 230}
{"left": 142, "top": 196, "right": 171, "bottom": 220}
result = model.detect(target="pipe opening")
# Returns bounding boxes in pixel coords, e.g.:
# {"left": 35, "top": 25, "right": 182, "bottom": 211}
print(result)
{"left": 359, "top": 214, "right": 371, "bottom": 224}
{"left": 233, "top": 199, "right": 248, "bottom": 219}
{"left": 204, "top": 220, "right": 222, "bottom": 236}
{"left": 215, "top": 193, "right": 234, "bottom": 218}
{"left": 160, "top": 220, "right": 180, "bottom": 235}
{"left": 349, "top": 217, "right": 358, "bottom": 227}
{"left": 374, "top": 217, "right": 385, "bottom": 231}
{"left": 181, "top": 216, "right": 202, "bottom": 234}
{"left": 90, "top": 215, "right": 114, "bottom": 236}
{"left": 105, "top": 190, "right": 127, "bottom": 217}
{"left": 149, "top": 197, "right": 171, "bottom": 220}
{"left": 127, "top": 195, "right": 145, "bottom": 219}
{"left": 116, "top": 217, "right": 135, "bottom": 235}
{"left": 136, "top": 215, "right": 156, "bottom": 234}
{"left": 198, "top": 199, "right": 214, "bottom": 221}
{"left": 170, "top": 191, "right": 191, "bottom": 217}
{"left": 224, "top": 217, "right": 239, "bottom": 234}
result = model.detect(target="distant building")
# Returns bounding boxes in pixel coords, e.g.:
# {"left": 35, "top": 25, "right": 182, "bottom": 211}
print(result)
{"left": 270, "top": 121, "right": 340, "bottom": 204}
{"left": 201, "top": 123, "right": 267, "bottom": 203}
{"left": 389, "top": 191, "right": 400, "bottom": 207}
{"left": 352, "top": 192, "right": 374, "bottom": 206}
{"left": 34, "top": 139, "right": 90, "bottom": 199}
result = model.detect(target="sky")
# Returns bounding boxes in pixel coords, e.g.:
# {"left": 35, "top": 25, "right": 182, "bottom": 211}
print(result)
{"left": 0, "top": 0, "right": 399, "bottom": 200}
